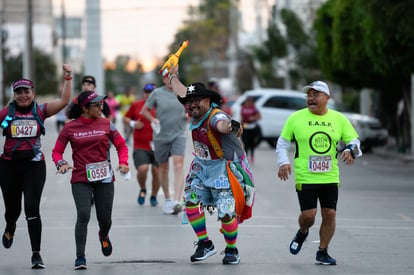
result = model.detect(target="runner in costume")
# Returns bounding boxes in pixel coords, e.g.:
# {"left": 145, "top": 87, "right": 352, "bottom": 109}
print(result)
{"left": 168, "top": 66, "right": 255, "bottom": 265}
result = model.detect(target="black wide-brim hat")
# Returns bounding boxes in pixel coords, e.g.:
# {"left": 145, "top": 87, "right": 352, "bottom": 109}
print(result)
{"left": 177, "top": 82, "right": 222, "bottom": 105}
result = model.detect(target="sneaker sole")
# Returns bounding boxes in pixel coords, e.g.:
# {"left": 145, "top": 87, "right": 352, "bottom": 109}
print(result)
{"left": 223, "top": 256, "right": 240, "bottom": 265}
{"left": 74, "top": 264, "right": 87, "bottom": 270}
{"left": 316, "top": 260, "right": 336, "bottom": 265}
{"left": 190, "top": 248, "right": 217, "bottom": 262}
{"left": 32, "top": 264, "right": 45, "bottom": 269}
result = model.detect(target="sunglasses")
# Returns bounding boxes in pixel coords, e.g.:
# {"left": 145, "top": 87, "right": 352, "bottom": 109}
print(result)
{"left": 89, "top": 101, "right": 104, "bottom": 108}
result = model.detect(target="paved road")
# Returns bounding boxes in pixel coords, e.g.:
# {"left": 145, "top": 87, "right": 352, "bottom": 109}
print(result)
{"left": 0, "top": 115, "right": 413, "bottom": 274}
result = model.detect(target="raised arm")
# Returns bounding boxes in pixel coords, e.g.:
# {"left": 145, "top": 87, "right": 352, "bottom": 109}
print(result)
{"left": 46, "top": 64, "right": 72, "bottom": 116}
{"left": 168, "top": 65, "right": 187, "bottom": 98}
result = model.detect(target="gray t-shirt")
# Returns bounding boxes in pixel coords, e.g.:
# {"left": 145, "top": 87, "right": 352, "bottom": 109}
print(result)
{"left": 145, "top": 85, "right": 187, "bottom": 142}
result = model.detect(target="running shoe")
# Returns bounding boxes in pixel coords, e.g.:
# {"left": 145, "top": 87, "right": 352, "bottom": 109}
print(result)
{"left": 99, "top": 232, "right": 112, "bottom": 256}
{"left": 316, "top": 249, "right": 337, "bottom": 265}
{"left": 163, "top": 199, "right": 173, "bottom": 214}
{"left": 137, "top": 189, "right": 146, "bottom": 205}
{"left": 2, "top": 231, "right": 13, "bottom": 249}
{"left": 222, "top": 247, "right": 240, "bottom": 265}
{"left": 31, "top": 252, "right": 45, "bottom": 269}
{"left": 289, "top": 229, "right": 308, "bottom": 255}
{"left": 150, "top": 196, "right": 158, "bottom": 207}
{"left": 172, "top": 201, "right": 182, "bottom": 215}
{"left": 190, "top": 240, "right": 217, "bottom": 262}
{"left": 74, "top": 256, "right": 87, "bottom": 270}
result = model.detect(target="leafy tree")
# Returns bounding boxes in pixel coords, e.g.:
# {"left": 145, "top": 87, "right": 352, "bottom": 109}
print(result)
{"left": 3, "top": 48, "right": 58, "bottom": 104}
{"left": 250, "top": 8, "right": 316, "bottom": 89}
{"left": 314, "top": 0, "right": 414, "bottom": 148}
{"left": 104, "top": 55, "right": 144, "bottom": 94}
{"left": 165, "top": 0, "right": 232, "bottom": 85}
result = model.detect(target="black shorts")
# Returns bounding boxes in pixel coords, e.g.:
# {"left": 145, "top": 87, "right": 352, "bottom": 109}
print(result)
{"left": 133, "top": 149, "right": 158, "bottom": 168}
{"left": 296, "top": 183, "right": 338, "bottom": 211}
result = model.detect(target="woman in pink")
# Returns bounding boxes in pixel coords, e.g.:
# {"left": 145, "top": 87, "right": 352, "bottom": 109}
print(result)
{"left": 240, "top": 96, "right": 261, "bottom": 164}
{"left": 52, "top": 91, "right": 129, "bottom": 270}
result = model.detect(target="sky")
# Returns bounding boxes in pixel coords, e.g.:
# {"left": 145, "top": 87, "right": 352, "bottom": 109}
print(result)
{"left": 52, "top": 0, "right": 272, "bottom": 71}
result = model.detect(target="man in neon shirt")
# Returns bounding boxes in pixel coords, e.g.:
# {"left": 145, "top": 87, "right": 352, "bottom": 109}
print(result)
{"left": 276, "top": 81, "right": 362, "bottom": 265}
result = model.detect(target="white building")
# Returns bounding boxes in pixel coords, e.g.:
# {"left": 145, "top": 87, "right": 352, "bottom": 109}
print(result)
{"left": 1, "top": 0, "right": 55, "bottom": 56}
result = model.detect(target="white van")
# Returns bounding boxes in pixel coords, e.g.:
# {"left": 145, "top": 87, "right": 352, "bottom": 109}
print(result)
{"left": 231, "top": 88, "right": 388, "bottom": 151}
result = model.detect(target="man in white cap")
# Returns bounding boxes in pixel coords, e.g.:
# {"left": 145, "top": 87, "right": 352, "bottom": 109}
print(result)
{"left": 275, "top": 80, "right": 362, "bottom": 265}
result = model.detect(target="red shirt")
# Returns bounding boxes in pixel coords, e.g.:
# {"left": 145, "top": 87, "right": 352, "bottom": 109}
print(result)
{"left": 52, "top": 116, "right": 128, "bottom": 183}
{"left": 124, "top": 99, "right": 155, "bottom": 151}
{"left": 241, "top": 104, "right": 259, "bottom": 124}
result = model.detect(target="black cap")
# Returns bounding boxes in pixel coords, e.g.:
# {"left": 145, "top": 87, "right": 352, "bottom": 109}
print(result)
{"left": 82, "top": 75, "right": 96, "bottom": 86}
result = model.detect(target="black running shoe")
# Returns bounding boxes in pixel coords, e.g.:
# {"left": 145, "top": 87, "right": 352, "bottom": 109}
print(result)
{"left": 2, "top": 231, "right": 13, "bottom": 249}
{"left": 222, "top": 247, "right": 240, "bottom": 265}
{"left": 74, "top": 256, "right": 87, "bottom": 270}
{"left": 190, "top": 240, "right": 217, "bottom": 262}
{"left": 316, "top": 249, "right": 337, "bottom": 265}
{"left": 289, "top": 229, "right": 308, "bottom": 255}
{"left": 31, "top": 253, "right": 45, "bottom": 269}
{"left": 99, "top": 232, "right": 113, "bottom": 256}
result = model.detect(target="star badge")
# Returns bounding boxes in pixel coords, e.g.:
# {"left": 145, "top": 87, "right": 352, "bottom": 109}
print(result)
{"left": 187, "top": 85, "right": 196, "bottom": 94}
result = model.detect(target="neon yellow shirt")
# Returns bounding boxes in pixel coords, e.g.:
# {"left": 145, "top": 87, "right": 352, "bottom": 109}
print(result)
{"left": 280, "top": 108, "right": 358, "bottom": 190}
{"left": 119, "top": 94, "right": 135, "bottom": 115}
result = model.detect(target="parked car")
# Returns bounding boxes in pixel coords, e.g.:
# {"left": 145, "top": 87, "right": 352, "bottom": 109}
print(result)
{"left": 230, "top": 88, "right": 388, "bottom": 151}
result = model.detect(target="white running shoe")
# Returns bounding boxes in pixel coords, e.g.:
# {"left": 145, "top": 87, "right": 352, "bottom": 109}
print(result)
{"left": 163, "top": 199, "right": 174, "bottom": 214}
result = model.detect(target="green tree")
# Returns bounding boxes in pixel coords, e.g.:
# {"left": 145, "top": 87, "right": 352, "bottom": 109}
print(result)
{"left": 314, "top": 0, "right": 414, "bottom": 148}
{"left": 250, "top": 8, "right": 316, "bottom": 89}
{"left": 104, "top": 55, "right": 144, "bottom": 94}
{"left": 4, "top": 48, "right": 58, "bottom": 103}
{"left": 165, "top": 0, "right": 232, "bottom": 84}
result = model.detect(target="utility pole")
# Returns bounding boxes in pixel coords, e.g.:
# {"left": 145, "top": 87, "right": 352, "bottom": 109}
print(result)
{"left": 23, "top": 0, "right": 33, "bottom": 80}
{"left": 85, "top": 0, "right": 104, "bottom": 94}
{"left": 61, "top": 0, "right": 67, "bottom": 64}
{"left": 228, "top": 0, "right": 239, "bottom": 94}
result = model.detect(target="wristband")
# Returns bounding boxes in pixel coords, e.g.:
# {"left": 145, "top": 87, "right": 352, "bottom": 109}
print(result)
{"left": 344, "top": 144, "right": 357, "bottom": 159}
{"left": 57, "top": 159, "right": 68, "bottom": 170}
{"left": 169, "top": 74, "right": 178, "bottom": 84}
{"left": 64, "top": 76, "right": 72, "bottom": 80}
{"left": 129, "top": 120, "right": 136, "bottom": 129}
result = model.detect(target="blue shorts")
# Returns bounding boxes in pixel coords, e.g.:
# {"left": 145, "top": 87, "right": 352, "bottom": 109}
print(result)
{"left": 184, "top": 157, "right": 247, "bottom": 219}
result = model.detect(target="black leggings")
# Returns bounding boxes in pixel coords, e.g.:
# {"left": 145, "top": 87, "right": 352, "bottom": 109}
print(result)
{"left": 0, "top": 159, "right": 46, "bottom": 252}
{"left": 71, "top": 182, "right": 114, "bottom": 257}
{"left": 241, "top": 126, "right": 260, "bottom": 157}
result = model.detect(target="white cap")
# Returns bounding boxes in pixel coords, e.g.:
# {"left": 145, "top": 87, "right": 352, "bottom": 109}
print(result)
{"left": 303, "top": 81, "right": 330, "bottom": 96}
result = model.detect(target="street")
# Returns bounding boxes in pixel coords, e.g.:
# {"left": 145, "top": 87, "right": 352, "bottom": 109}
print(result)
{"left": 0, "top": 115, "right": 413, "bottom": 275}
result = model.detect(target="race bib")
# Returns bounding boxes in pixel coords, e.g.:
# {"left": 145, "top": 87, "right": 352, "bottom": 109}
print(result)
{"left": 308, "top": 155, "right": 332, "bottom": 173}
{"left": 86, "top": 161, "right": 111, "bottom": 182}
{"left": 11, "top": 120, "right": 38, "bottom": 138}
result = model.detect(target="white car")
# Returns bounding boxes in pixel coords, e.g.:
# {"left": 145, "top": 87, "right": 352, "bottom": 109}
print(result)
{"left": 230, "top": 88, "right": 388, "bottom": 150}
